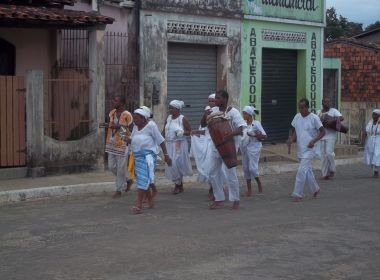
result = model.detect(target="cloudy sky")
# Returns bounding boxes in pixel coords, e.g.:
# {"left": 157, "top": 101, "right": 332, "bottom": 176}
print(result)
{"left": 326, "top": 0, "right": 379, "bottom": 27}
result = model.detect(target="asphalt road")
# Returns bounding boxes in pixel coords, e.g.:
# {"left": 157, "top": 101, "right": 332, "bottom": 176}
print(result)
{"left": 1, "top": 163, "right": 379, "bottom": 280}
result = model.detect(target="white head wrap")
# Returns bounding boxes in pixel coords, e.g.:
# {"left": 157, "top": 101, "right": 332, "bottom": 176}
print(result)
{"left": 169, "top": 100, "right": 184, "bottom": 110}
{"left": 243, "top": 105, "right": 257, "bottom": 116}
{"left": 373, "top": 109, "right": 380, "bottom": 115}
{"left": 208, "top": 93, "right": 216, "bottom": 99}
{"left": 140, "top": 106, "right": 152, "bottom": 117}
{"left": 134, "top": 108, "right": 150, "bottom": 119}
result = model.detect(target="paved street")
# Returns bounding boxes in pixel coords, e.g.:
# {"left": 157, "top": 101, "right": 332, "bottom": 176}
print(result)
{"left": 1, "top": 163, "right": 379, "bottom": 280}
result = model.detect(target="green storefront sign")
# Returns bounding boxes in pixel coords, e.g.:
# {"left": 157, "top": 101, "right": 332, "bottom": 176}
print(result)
{"left": 243, "top": 0, "right": 325, "bottom": 23}
{"left": 241, "top": 0, "right": 325, "bottom": 118}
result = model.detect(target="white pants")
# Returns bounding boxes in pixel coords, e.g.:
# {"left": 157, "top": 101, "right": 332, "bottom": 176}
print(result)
{"left": 108, "top": 153, "right": 129, "bottom": 192}
{"left": 208, "top": 149, "right": 240, "bottom": 202}
{"left": 320, "top": 138, "right": 336, "bottom": 177}
{"left": 292, "top": 158, "right": 320, "bottom": 198}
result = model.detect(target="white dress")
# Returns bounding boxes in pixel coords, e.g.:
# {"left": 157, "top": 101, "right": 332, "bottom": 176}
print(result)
{"left": 240, "top": 120, "right": 266, "bottom": 179}
{"left": 130, "top": 121, "right": 165, "bottom": 190}
{"left": 364, "top": 120, "right": 380, "bottom": 167}
{"left": 164, "top": 115, "right": 193, "bottom": 184}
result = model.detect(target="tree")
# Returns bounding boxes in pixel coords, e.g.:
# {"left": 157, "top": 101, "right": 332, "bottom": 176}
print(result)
{"left": 325, "top": 7, "right": 342, "bottom": 40}
{"left": 325, "top": 7, "right": 363, "bottom": 40}
{"left": 365, "top": 21, "right": 380, "bottom": 32}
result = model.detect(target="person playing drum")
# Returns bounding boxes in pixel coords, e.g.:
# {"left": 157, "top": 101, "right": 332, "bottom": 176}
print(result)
{"left": 207, "top": 90, "right": 246, "bottom": 210}
{"left": 191, "top": 93, "right": 227, "bottom": 201}
{"left": 317, "top": 97, "right": 344, "bottom": 180}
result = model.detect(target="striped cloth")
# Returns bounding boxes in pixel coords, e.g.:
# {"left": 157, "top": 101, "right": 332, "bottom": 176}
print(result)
{"left": 133, "top": 150, "right": 157, "bottom": 190}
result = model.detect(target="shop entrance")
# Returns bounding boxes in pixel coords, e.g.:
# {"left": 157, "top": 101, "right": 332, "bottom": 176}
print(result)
{"left": 167, "top": 43, "right": 217, "bottom": 128}
{"left": 262, "top": 48, "right": 297, "bottom": 143}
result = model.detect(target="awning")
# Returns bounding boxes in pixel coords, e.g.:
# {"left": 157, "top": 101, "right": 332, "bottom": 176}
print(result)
{"left": 0, "top": 4, "right": 114, "bottom": 28}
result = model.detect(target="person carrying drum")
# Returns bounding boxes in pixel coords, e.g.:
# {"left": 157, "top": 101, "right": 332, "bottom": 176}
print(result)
{"left": 191, "top": 93, "right": 227, "bottom": 201}
{"left": 317, "top": 97, "right": 344, "bottom": 180}
{"left": 163, "top": 100, "right": 193, "bottom": 194}
{"left": 240, "top": 105, "right": 267, "bottom": 197}
{"left": 207, "top": 90, "right": 246, "bottom": 210}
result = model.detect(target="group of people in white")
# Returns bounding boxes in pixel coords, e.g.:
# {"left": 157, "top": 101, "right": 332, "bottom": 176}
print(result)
{"left": 104, "top": 92, "right": 380, "bottom": 214}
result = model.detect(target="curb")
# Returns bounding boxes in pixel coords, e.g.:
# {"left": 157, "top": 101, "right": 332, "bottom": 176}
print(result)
{"left": 0, "top": 157, "right": 363, "bottom": 205}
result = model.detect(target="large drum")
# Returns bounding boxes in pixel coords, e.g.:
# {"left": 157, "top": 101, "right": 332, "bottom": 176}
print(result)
{"left": 207, "top": 112, "right": 238, "bottom": 168}
{"left": 322, "top": 115, "right": 348, "bottom": 133}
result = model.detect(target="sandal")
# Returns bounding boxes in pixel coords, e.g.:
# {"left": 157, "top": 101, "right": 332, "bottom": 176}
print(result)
{"left": 132, "top": 206, "right": 142, "bottom": 215}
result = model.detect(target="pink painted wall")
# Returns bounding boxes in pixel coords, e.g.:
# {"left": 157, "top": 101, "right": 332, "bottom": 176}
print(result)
{"left": 0, "top": 28, "right": 53, "bottom": 77}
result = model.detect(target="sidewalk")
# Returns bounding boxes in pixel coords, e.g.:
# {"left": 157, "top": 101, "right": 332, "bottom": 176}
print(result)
{"left": 0, "top": 144, "right": 363, "bottom": 205}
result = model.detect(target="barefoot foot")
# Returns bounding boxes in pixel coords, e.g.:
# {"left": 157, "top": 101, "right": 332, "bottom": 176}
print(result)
{"left": 112, "top": 191, "right": 122, "bottom": 199}
{"left": 230, "top": 201, "right": 240, "bottom": 210}
{"left": 208, "top": 201, "right": 224, "bottom": 210}
{"left": 313, "top": 189, "right": 320, "bottom": 198}
{"left": 293, "top": 197, "right": 302, "bottom": 203}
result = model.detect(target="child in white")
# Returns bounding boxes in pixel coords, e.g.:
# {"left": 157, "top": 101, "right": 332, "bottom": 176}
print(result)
{"left": 240, "top": 106, "right": 267, "bottom": 196}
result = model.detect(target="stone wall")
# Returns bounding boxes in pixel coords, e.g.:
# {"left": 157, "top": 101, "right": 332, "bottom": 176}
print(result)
{"left": 339, "top": 101, "right": 380, "bottom": 145}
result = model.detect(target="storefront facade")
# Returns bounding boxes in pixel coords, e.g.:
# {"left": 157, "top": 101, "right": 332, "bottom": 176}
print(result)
{"left": 139, "top": 0, "right": 242, "bottom": 128}
{"left": 241, "top": 0, "right": 325, "bottom": 142}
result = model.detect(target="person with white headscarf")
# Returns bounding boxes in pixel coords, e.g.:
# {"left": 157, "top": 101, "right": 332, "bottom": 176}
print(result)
{"left": 363, "top": 109, "right": 380, "bottom": 178}
{"left": 240, "top": 105, "right": 267, "bottom": 196}
{"left": 129, "top": 108, "right": 172, "bottom": 214}
{"left": 190, "top": 93, "right": 226, "bottom": 200}
{"left": 163, "top": 100, "right": 193, "bottom": 194}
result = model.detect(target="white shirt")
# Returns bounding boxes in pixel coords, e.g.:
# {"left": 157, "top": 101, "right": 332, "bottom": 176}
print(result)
{"left": 317, "top": 108, "right": 342, "bottom": 140}
{"left": 164, "top": 115, "right": 185, "bottom": 141}
{"left": 291, "top": 112, "right": 323, "bottom": 159}
{"left": 131, "top": 121, "right": 164, "bottom": 153}
{"left": 243, "top": 120, "right": 266, "bottom": 151}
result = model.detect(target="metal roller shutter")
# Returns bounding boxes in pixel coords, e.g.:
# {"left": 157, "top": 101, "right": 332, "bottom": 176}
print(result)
{"left": 167, "top": 43, "right": 217, "bottom": 129}
{"left": 262, "top": 48, "right": 297, "bottom": 143}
